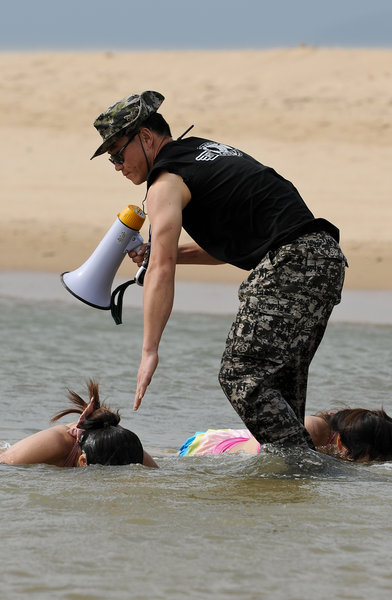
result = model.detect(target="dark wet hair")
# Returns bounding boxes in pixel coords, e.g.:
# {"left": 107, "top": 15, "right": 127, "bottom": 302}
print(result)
{"left": 79, "top": 426, "right": 143, "bottom": 466}
{"left": 320, "top": 408, "right": 392, "bottom": 462}
{"left": 51, "top": 380, "right": 144, "bottom": 466}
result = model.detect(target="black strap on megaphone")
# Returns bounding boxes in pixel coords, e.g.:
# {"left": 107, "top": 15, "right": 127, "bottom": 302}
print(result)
{"left": 110, "top": 279, "right": 137, "bottom": 325}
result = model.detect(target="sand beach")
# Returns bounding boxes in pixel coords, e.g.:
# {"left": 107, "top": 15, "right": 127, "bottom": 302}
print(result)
{"left": 1, "top": 47, "right": 391, "bottom": 289}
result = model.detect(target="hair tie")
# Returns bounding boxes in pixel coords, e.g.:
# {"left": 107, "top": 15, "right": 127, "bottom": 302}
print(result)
{"left": 68, "top": 397, "right": 96, "bottom": 442}
{"left": 76, "top": 397, "right": 96, "bottom": 427}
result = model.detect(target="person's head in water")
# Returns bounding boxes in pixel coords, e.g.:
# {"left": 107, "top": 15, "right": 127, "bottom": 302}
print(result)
{"left": 321, "top": 408, "right": 392, "bottom": 462}
{"left": 51, "top": 379, "right": 143, "bottom": 466}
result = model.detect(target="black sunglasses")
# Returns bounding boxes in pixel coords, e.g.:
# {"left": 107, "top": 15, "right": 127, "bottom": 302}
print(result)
{"left": 108, "top": 133, "right": 138, "bottom": 165}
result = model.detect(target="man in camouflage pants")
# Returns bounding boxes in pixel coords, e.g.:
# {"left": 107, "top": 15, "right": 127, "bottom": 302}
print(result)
{"left": 90, "top": 90, "right": 347, "bottom": 450}
{"left": 219, "top": 232, "right": 346, "bottom": 449}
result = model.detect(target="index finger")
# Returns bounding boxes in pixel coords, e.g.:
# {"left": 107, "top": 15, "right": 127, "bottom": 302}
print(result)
{"left": 133, "top": 386, "right": 145, "bottom": 411}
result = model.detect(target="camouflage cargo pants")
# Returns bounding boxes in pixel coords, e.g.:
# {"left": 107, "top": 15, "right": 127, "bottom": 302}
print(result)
{"left": 218, "top": 231, "right": 347, "bottom": 449}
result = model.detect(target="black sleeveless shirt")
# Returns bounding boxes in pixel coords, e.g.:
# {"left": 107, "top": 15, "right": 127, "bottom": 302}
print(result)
{"left": 147, "top": 137, "right": 339, "bottom": 271}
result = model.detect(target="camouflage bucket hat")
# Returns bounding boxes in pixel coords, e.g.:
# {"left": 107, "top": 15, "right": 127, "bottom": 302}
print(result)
{"left": 91, "top": 90, "right": 164, "bottom": 159}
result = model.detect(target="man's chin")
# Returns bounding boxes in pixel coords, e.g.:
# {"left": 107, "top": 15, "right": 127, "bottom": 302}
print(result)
{"left": 125, "top": 173, "right": 144, "bottom": 185}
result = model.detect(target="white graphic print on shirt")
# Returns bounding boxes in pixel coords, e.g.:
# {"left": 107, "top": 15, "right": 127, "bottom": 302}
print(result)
{"left": 195, "top": 142, "right": 243, "bottom": 161}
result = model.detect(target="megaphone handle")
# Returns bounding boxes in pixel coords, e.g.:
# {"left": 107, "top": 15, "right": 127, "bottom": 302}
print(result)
{"left": 125, "top": 232, "right": 144, "bottom": 254}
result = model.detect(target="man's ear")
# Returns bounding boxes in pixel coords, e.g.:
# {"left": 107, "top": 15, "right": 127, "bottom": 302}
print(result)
{"left": 139, "top": 127, "right": 153, "bottom": 146}
{"left": 77, "top": 452, "right": 88, "bottom": 467}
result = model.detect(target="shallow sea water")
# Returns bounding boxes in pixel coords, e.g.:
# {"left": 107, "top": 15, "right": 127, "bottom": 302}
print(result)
{"left": 0, "top": 273, "right": 391, "bottom": 600}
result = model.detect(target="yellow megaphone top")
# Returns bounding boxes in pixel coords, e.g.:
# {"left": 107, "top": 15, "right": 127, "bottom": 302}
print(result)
{"left": 117, "top": 205, "right": 146, "bottom": 231}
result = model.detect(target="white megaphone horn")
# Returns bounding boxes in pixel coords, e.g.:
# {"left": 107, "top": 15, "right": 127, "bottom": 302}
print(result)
{"left": 61, "top": 204, "right": 146, "bottom": 322}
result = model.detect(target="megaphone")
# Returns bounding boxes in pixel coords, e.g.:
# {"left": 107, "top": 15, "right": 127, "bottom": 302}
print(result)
{"left": 61, "top": 205, "right": 146, "bottom": 320}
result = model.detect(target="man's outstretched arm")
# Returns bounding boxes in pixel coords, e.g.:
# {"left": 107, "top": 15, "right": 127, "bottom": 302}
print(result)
{"left": 134, "top": 172, "right": 190, "bottom": 409}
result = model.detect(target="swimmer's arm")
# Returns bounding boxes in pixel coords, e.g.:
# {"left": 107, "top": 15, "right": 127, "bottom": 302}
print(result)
{"left": 0, "top": 426, "right": 70, "bottom": 466}
{"left": 142, "top": 450, "right": 159, "bottom": 469}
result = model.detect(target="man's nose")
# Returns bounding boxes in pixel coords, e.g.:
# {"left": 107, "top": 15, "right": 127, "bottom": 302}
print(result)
{"left": 115, "top": 163, "right": 123, "bottom": 171}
